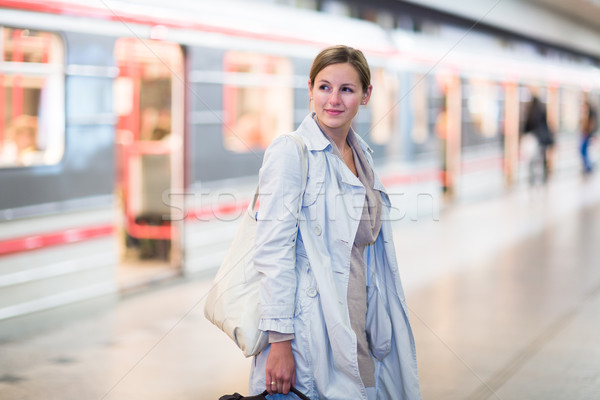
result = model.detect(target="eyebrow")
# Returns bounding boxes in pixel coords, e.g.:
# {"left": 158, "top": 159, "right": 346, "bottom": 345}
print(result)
{"left": 316, "top": 79, "right": 357, "bottom": 87}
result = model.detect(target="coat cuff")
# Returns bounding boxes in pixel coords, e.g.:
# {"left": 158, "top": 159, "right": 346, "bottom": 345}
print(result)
{"left": 268, "top": 331, "right": 295, "bottom": 343}
{"left": 259, "top": 317, "right": 294, "bottom": 334}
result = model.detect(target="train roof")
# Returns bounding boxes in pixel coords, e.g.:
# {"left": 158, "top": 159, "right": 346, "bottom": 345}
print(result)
{"left": 390, "top": 28, "right": 600, "bottom": 89}
{"left": 2, "top": 0, "right": 599, "bottom": 88}
{"left": 0, "top": 0, "right": 397, "bottom": 57}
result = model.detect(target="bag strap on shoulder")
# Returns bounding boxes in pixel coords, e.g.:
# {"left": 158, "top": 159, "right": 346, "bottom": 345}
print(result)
{"left": 249, "top": 133, "right": 309, "bottom": 215}
{"left": 282, "top": 132, "right": 309, "bottom": 216}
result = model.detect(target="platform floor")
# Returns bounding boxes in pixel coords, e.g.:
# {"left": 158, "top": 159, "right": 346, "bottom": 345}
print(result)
{"left": 1, "top": 171, "right": 600, "bottom": 400}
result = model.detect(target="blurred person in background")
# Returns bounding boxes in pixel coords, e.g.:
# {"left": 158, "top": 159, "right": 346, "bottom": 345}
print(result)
{"left": 249, "top": 45, "right": 421, "bottom": 400}
{"left": 580, "top": 99, "right": 597, "bottom": 174}
{"left": 151, "top": 108, "right": 172, "bottom": 141}
{"left": 0, "top": 115, "right": 42, "bottom": 166}
{"left": 524, "top": 96, "right": 554, "bottom": 183}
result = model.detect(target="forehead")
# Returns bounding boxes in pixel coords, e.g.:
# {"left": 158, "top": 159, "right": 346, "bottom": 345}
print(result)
{"left": 314, "top": 63, "right": 360, "bottom": 84}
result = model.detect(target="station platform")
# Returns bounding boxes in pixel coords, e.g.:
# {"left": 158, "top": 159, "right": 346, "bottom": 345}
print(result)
{"left": 1, "top": 170, "right": 600, "bottom": 400}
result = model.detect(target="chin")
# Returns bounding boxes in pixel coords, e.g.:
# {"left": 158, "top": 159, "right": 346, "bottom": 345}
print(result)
{"left": 320, "top": 118, "right": 346, "bottom": 131}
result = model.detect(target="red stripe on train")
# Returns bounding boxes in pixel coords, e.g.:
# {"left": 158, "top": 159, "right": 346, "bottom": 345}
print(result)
{"left": 381, "top": 169, "right": 443, "bottom": 186}
{"left": 0, "top": 225, "right": 114, "bottom": 256}
{"left": 0, "top": 169, "right": 441, "bottom": 255}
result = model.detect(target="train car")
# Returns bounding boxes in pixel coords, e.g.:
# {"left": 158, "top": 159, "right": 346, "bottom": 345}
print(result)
{"left": 386, "top": 26, "right": 600, "bottom": 200}
{"left": 0, "top": 0, "right": 398, "bottom": 336}
{"left": 0, "top": 0, "right": 598, "bottom": 337}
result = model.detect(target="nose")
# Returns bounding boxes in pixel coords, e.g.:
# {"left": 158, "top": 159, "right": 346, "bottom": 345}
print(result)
{"left": 328, "top": 89, "right": 341, "bottom": 105}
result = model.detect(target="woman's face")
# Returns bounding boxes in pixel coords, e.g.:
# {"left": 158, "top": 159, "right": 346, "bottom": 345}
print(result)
{"left": 309, "top": 62, "right": 371, "bottom": 138}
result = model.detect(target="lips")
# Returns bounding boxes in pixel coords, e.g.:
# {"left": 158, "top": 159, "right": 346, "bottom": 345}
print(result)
{"left": 325, "top": 109, "right": 343, "bottom": 116}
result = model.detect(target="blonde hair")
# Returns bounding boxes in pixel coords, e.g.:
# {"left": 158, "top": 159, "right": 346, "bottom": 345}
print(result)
{"left": 309, "top": 45, "right": 371, "bottom": 93}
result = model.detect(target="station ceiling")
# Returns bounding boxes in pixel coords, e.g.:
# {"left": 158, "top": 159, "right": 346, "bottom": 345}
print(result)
{"left": 531, "top": 0, "right": 600, "bottom": 30}
{"left": 402, "top": 0, "right": 600, "bottom": 59}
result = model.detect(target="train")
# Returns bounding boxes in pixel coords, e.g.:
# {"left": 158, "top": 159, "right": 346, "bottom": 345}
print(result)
{"left": 0, "top": 0, "right": 599, "bottom": 337}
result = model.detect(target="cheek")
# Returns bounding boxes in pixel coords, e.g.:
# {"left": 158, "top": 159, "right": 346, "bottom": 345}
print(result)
{"left": 344, "top": 95, "right": 361, "bottom": 108}
{"left": 313, "top": 93, "right": 328, "bottom": 106}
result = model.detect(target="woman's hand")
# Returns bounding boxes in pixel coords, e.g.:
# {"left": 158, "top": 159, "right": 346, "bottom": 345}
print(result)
{"left": 265, "top": 340, "right": 296, "bottom": 395}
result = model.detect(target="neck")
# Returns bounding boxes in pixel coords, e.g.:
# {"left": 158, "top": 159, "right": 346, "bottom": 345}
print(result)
{"left": 330, "top": 134, "right": 349, "bottom": 155}
{"left": 314, "top": 115, "right": 350, "bottom": 153}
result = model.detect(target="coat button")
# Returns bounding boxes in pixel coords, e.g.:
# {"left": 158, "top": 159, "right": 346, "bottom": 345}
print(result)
{"left": 306, "top": 287, "right": 317, "bottom": 297}
{"left": 314, "top": 225, "right": 322, "bottom": 236}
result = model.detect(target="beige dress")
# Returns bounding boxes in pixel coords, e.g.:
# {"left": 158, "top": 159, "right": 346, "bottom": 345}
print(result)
{"left": 324, "top": 126, "right": 383, "bottom": 388}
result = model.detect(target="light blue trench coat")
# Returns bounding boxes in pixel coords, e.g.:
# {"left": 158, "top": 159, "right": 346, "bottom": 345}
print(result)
{"left": 249, "top": 114, "right": 422, "bottom": 400}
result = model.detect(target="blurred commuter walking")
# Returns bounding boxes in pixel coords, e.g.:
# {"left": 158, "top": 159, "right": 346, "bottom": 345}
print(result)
{"left": 580, "top": 100, "right": 598, "bottom": 174}
{"left": 524, "top": 96, "right": 554, "bottom": 184}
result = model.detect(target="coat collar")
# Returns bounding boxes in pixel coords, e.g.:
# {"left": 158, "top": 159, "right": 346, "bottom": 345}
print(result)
{"left": 296, "top": 113, "right": 386, "bottom": 194}
{"left": 295, "top": 113, "right": 331, "bottom": 152}
{"left": 296, "top": 113, "right": 374, "bottom": 156}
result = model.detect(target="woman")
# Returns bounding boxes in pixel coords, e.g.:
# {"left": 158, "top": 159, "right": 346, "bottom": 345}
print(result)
{"left": 250, "top": 45, "right": 421, "bottom": 400}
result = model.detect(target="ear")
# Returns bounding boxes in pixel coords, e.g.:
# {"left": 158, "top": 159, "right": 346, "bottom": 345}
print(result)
{"left": 308, "top": 79, "right": 313, "bottom": 100}
{"left": 361, "top": 85, "right": 373, "bottom": 106}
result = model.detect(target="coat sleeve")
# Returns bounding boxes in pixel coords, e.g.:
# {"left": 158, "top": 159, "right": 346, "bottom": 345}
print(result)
{"left": 255, "top": 135, "right": 303, "bottom": 334}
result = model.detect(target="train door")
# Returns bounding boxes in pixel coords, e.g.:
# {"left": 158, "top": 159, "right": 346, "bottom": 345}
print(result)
{"left": 114, "top": 38, "right": 184, "bottom": 291}
{"left": 504, "top": 81, "right": 520, "bottom": 185}
{"left": 436, "top": 73, "right": 462, "bottom": 197}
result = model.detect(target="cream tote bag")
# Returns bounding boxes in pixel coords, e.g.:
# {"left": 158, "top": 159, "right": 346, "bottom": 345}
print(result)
{"left": 204, "top": 133, "right": 308, "bottom": 357}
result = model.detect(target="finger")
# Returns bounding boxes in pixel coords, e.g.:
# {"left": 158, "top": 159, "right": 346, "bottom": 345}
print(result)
{"left": 266, "top": 375, "right": 273, "bottom": 395}
{"left": 282, "top": 379, "right": 291, "bottom": 395}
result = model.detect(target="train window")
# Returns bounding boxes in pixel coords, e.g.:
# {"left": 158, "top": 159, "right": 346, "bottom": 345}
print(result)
{"left": 462, "top": 78, "right": 502, "bottom": 149}
{"left": 410, "top": 73, "right": 442, "bottom": 150}
{"left": 546, "top": 86, "right": 560, "bottom": 136}
{"left": 0, "top": 27, "right": 64, "bottom": 168}
{"left": 411, "top": 74, "right": 428, "bottom": 144}
{"left": 114, "top": 38, "right": 183, "bottom": 141}
{"left": 559, "top": 87, "right": 581, "bottom": 135}
{"left": 223, "top": 52, "right": 293, "bottom": 152}
{"left": 370, "top": 68, "right": 398, "bottom": 144}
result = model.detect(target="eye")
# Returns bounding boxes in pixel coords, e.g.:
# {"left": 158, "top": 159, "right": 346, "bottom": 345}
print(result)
{"left": 341, "top": 87, "right": 354, "bottom": 93}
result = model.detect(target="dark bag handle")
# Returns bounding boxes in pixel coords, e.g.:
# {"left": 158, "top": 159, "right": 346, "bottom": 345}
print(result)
{"left": 259, "top": 386, "right": 311, "bottom": 400}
